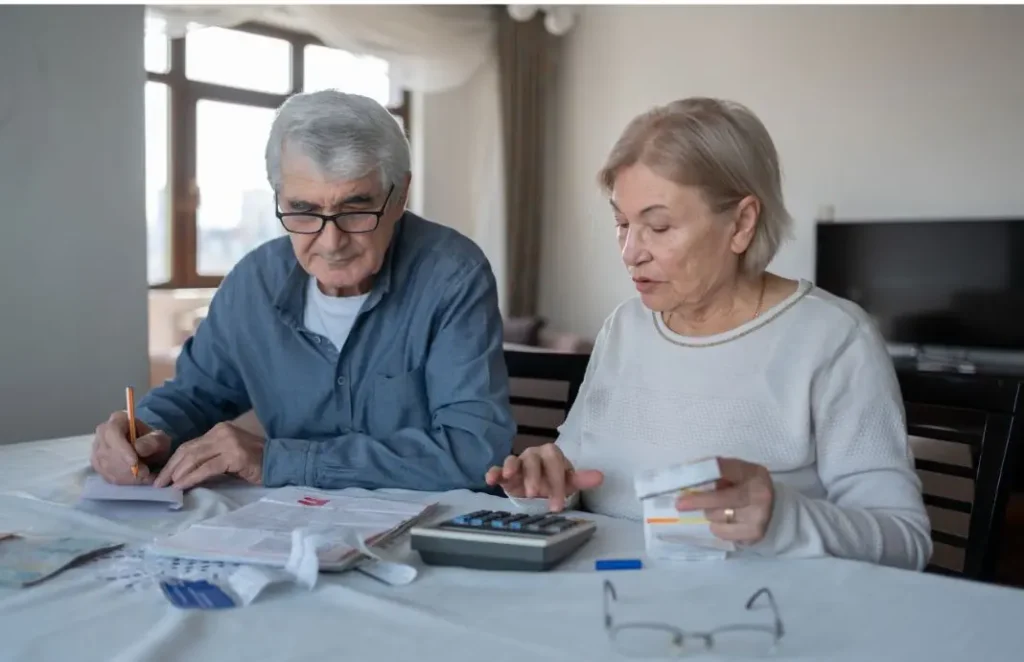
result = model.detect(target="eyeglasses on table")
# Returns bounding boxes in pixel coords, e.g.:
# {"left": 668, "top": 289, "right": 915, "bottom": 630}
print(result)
{"left": 602, "top": 579, "right": 785, "bottom": 658}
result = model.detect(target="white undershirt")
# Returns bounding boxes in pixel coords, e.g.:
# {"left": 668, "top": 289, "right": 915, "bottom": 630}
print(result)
{"left": 302, "top": 276, "right": 370, "bottom": 352}
{"left": 513, "top": 279, "right": 933, "bottom": 571}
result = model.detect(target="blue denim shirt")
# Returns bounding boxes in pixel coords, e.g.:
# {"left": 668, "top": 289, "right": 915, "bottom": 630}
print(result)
{"left": 136, "top": 212, "right": 515, "bottom": 491}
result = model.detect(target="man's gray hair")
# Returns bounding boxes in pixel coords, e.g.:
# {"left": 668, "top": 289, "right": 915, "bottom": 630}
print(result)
{"left": 265, "top": 90, "right": 410, "bottom": 193}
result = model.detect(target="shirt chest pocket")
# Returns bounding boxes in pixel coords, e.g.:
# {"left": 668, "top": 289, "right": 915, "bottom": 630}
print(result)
{"left": 367, "top": 366, "right": 431, "bottom": 437}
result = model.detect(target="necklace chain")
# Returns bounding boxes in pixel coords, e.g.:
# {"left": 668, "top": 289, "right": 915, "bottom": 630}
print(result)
{"left": 752, "top": 274, "right": 766, "bottom": 320}
{"left": 655, "top": 275, "right": 805, "bottom": 349}
{"left": 665, "top": 275, "right": 767, "bottom": 330}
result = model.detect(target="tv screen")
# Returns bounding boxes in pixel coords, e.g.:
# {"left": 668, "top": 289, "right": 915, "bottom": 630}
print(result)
{"left": 815, "top": 218, "right": 1024, "bottom": 351}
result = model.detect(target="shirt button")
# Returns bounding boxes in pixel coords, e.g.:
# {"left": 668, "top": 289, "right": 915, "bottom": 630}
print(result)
{"left": 337, "top": 377, "right": 346, "bottom": 386}
{"left": 313, "top": 336, "right": 322, "bottom": 344}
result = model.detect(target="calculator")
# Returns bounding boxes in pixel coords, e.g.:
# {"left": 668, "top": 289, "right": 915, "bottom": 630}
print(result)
{"left": 409, "top": 509, "right": 597, "bottom": 571}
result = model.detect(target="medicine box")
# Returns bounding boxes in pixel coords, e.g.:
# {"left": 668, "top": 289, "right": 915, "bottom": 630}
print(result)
{"left": 634, "top": 458, "right": 735, "bottom": 560}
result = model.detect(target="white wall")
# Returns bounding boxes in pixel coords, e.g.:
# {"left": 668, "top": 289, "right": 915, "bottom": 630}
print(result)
{"left": 0, "top": 6, "right": 149, "bottom": 444}
{"left": 413, "top": 57, "right": 507, "bottom": 313}
{"left": 540, "top": 5, "right": 1024, "bottom": 338}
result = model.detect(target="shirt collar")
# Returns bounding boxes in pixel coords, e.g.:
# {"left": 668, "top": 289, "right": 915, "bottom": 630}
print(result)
{"left": 273, "top": 212, "right": 406, "bottom": 327}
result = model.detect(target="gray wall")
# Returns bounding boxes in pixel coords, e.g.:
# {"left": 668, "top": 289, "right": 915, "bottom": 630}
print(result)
{"left": 540, "top": 5, "right": 1024, "bottom": 338}
{"left": 0, "top": 6, "right": 150, "bottom": 444}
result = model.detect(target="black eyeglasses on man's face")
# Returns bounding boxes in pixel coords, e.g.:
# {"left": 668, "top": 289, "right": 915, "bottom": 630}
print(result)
{"left": 275, "top": 184, "right": 395, "bottom": 235}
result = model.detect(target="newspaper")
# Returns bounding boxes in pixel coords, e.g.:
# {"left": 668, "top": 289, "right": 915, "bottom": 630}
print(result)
{"left": 147, "top": 486, "right": 437, "bottom": 571}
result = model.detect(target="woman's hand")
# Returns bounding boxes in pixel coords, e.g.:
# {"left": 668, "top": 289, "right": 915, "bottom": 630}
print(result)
{"left": 484, "top": 443, "right": 604, "bottom": 512}
{"left": 674, "top": 457, "right": 775, "bottom": 545}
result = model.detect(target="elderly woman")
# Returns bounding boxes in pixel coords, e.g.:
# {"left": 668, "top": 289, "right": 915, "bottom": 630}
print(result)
{"left": 485, "top": 97, "right": 932, "bottom": 571}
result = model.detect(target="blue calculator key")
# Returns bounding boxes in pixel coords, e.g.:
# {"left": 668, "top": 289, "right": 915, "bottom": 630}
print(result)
{"left": 472, "top": 511, "right": 508, "bottom": 526}
{"left": 452, "top": 510, "right": 490, "bottom": 525}
{"left": 514, "top": 515, "right": 546, "bottom": 531}
{"left": 503, "top": 514, "right": 529, "bottom": 529}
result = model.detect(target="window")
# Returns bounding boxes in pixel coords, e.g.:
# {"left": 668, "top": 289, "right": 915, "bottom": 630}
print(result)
{"left": 144, "top": 21, "right": 410, "bottom": 288}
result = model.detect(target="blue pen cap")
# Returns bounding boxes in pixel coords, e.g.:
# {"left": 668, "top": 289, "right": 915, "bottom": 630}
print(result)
{"left": 595, "top": 558, "right": 643, "bottom": 571}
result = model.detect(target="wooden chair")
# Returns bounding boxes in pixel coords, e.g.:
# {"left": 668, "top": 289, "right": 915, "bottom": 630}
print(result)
{"left": 899, "top": 371, "right": 1023, "bottom": 581}
{"left": 503, "top": 349, "right": 590, "bottom": 454}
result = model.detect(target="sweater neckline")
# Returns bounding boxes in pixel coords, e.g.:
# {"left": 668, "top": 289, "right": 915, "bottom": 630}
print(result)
{"left": 651, "top": 278, "right": 813, "bottom": 348}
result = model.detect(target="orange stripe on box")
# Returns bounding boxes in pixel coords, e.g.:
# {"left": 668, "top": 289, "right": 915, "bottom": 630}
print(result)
{"left": 645, "top": 516, "right": 709, "bottom": 525}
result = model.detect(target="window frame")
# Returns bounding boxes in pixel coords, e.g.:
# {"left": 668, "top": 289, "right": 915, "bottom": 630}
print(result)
{"left": 147, "top": 21, "right": 411, "bottom": 289}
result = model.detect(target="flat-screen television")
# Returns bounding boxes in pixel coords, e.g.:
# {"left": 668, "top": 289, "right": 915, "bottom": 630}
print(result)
{"left": 815, "top": 218, "right": 1024, "bottom": 351}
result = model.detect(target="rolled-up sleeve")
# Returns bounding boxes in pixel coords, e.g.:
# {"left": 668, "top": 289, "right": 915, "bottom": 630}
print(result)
{"left": 263, "top": 261, "right": 515, "bottom": 491}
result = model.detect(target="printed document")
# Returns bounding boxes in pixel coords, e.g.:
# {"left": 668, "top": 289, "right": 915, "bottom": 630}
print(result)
{"left": 148, "top": 486, "right": 437, "bottom": 571}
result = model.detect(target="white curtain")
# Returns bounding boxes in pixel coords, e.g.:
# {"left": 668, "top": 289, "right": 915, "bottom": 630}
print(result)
{"left": 146, "top": 4, "right": 507, "bottom": 307}
{"left": 147, "top": 4, "right": 496, "bottom": 95}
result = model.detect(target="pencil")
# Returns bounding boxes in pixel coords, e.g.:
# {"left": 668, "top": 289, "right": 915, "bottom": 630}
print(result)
{"left": 125, "top": 386, "right": 138, "bottom": 478}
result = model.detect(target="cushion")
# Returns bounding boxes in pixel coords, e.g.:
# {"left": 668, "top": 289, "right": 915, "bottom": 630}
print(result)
{"left": 503, "top": 316, "right": 546, "bottom": 346}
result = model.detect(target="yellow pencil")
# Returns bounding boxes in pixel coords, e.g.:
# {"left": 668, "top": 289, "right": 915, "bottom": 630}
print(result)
{"left": 125, "top": 386, "right": 139, "bottom": 478}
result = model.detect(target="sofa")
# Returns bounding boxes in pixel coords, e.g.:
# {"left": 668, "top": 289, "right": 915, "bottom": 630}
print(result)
{"left": 502, "top": 316, "right": 593, "bottom": 354}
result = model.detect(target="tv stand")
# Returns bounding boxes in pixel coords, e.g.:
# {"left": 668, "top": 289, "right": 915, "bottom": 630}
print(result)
{"left": 915, "top": 355, "right": 978, "bottom": 375}
{"left": 890, "top": 344, "right": 1024, "bottom": 378}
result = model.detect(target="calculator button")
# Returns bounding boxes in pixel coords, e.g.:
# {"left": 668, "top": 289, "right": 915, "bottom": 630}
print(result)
{"left": 488, "top": 514, "right": 511, "bottom": 528}
{"left": 452, "top": 510, "right": 490, "bottom": 525}
{"left": 501, "top": 514, "right": 530, "bottom": 528}
{"left": 471, "top": 511, "right": 508, "bottom": 526}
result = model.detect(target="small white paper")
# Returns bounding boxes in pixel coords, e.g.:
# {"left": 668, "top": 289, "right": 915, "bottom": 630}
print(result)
{"left": 342, "top": 529, "right": 419, "bottom": 586}
{"left": 80, "top": 474, "right": 184, "bottom": 511}
{"left": 215, "top": 529, "right": 322, "bottom": 607}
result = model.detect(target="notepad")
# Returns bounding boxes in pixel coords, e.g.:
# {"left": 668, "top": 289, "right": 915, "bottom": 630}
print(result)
{"left": 79, "top": 474, "right": 185, "bottom": 511}
{"left": 147, "top": 486, "right": 438, "bottom": 572}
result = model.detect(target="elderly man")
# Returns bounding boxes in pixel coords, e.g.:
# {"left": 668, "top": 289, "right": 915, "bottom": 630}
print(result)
{"left": 90, "top": 90, "right": 515, "bottom": 492}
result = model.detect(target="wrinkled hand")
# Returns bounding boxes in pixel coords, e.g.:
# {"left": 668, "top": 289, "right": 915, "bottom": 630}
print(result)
{"left": 484, "top": 443, "right": 604, "bottom": 512}
{"left": 91, "top": 411, "right": 172, "bottom": 485}
{"left": 154, "top": 422, "right": 264, "bottom": 490}
{"left": 674, "top": 457, "right": 775, "bottom": 545}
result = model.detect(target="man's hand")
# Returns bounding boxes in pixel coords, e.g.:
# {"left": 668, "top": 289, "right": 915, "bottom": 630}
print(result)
{"left": 674, "top": 457, "right": 775, "bottom": 545}
{"left": 484, "top": 443, "right": 604, "bottom": 512}
{"left": 154, "top": 422, "right": 264, "bottom": 490}
{"left": 91, "top": 411, "right": 172, "bottom": 485}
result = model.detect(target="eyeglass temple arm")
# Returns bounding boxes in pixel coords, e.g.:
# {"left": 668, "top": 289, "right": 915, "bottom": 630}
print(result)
{"left": 746, "top": 587, "right": 785, "bottom": 639}
{"left": 603, "top": 580, "right": 617, "bottom": 629}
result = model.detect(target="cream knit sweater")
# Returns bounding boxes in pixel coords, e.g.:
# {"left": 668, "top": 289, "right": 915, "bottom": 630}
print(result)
{"left": 511, "top": 280, "right": 932, "bottom": 571}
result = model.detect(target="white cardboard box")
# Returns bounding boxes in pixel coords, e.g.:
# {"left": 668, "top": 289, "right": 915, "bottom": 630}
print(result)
{"left": 635, "top": 458, "right": 736, "bottom": 560}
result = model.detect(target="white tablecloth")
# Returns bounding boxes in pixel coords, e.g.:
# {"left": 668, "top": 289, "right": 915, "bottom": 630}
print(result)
{"left": 2, "top": 435, "right": 1023, "bottom": 662}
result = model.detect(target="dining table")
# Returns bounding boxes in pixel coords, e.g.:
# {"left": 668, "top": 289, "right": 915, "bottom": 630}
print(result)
{"left": 2, "top": 434, "right": 1023, "bottom": 662}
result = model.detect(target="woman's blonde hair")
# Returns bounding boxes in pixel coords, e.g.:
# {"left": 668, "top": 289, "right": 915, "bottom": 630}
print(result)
{"left": 598, "top": 97, "right": 792, "bottom": 275}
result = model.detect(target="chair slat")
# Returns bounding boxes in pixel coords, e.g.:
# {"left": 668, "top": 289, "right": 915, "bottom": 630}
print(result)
{"left": 932, "top": 530, "right": 969, "bottom": 548}
{"left": 504, "top": 349, "right": 590, "bottom": 457}
{"left": 902, "top": 370, "right": 1021, "bottom": 583}
{"left": 509, "top": 395, "right": 567, "bottom": 410}
{"left": 914, "top": 458, "right": 975, "bottom": 479}
{"left": 923, "top": 493, "right": 972, "bottom": 515}
{"left": 516, "top": 424, "right": 559, "bottom": 439}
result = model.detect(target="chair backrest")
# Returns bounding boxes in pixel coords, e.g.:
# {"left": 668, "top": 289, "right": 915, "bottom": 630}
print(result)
{"left": 899, "top": 371, "right": 1022, "bottom": 581}
{"left": 503, "top": 349, "right": 590, "bottom": 454}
